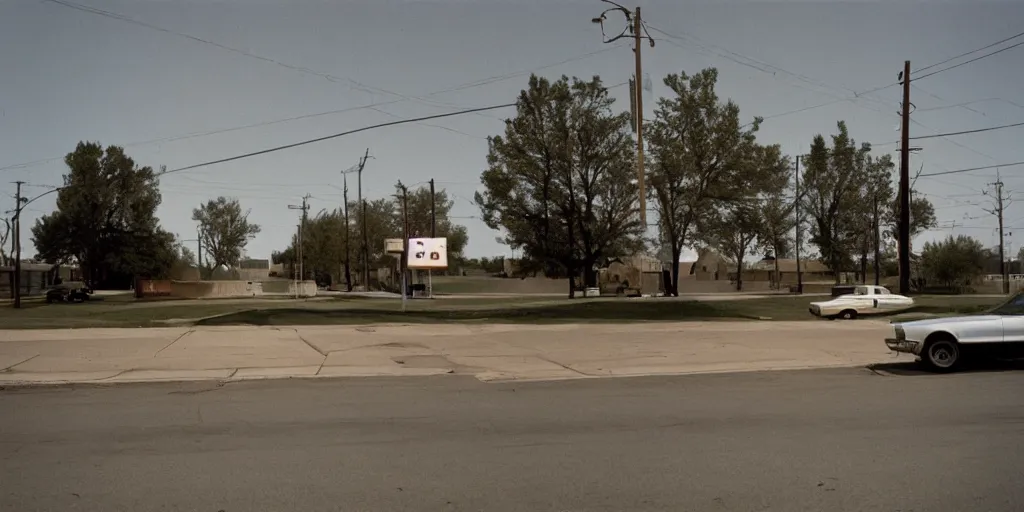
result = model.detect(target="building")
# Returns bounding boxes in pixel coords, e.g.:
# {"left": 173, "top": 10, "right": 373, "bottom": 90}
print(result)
{"left": 1, "top": 263, "right": 78, "bottom": 298}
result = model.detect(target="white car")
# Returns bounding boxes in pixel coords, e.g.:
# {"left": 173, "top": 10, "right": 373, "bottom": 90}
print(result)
{"left": 808, "top": 285, "right": 915, "bottom": 320}
{"left": 886, "top": 293, "right": 1024, "bottom": 372}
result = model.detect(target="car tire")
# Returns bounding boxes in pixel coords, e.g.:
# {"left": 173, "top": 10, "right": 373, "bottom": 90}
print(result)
{"left": 839, "top": 309, "right": 858, "bottom": 320}
{"left": 921, "top": 337, "right": 960, "bottom": 373}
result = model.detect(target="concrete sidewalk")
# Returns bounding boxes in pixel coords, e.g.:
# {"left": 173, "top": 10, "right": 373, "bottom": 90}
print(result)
{"left": 0, "top": 321, "right": 911, "bottom": 386}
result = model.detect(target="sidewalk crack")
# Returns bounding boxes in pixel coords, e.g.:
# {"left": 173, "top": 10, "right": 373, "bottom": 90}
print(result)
{"left": 536, "top": 356, "right": 591, "bottom": 377}
{"left": 155, "top": 328, "right": 194, "bottom": 356}
{"left": 279, "top": 327, "right": 326, "bottom": 356}
{"left": 1, "top": 354, "right": 39, "bottom": 372}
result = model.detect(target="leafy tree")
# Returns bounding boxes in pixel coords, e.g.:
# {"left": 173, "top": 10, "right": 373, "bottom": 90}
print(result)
{"left": 31, "top": 142, "right": 178, "bottom": 288}
{"left": 921, "top": 235, "right": 986, "bottom": 290}
{"left": 0, "top": 217, "right": 10, "bottom": 266}
{"left": 854, "top": 153, "right": 896, "bottom": 283}
{"left": 477, "top": 74, "right": 642, "bottom": 297}
{"left": 646, "top": 68, "right": 764, "bottom": 296}
{"left": 758, "top": 187, "right": 797, "bottom": 286}
{"left": 801, "top": 122, "right": 876, "bottom": 283}
{"left": 699, "top": 200, "right": 761, "bottom": 291}
{"left": 192, "top": 196, "right": 261, "bottom": 268}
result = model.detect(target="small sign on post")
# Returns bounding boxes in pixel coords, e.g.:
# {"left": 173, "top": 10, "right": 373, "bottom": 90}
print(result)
{"left": 407, "top": 238, "right": 448, "bottom": 270}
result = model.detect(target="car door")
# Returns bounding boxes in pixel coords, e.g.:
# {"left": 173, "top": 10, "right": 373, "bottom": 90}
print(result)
{"left": 997, "top": 295, "right": 1024, "bottom": 343}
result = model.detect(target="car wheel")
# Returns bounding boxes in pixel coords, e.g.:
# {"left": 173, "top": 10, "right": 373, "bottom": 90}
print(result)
{"left": 921, "top": 337, "right": 960, "bottom": 373}
{"left": 839, "top": 309, "right": 858, "bottom": 320}
{"left": 45, "top": 296, "right": 54, "bottom": 304}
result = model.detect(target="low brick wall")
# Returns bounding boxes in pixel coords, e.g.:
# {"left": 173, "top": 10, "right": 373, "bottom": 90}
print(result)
{"left": 135, "top": 279, "right": 172, "bottom": 298}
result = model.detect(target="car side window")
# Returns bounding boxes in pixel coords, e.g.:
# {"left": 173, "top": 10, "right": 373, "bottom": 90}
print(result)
{"left": 992, "top": 294, "right": 1024, "bottom": 316}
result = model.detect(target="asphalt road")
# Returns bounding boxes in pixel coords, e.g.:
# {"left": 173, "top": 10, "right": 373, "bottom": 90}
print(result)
{"left": 3, "top": 365, "right": 1024, "bottom": 511}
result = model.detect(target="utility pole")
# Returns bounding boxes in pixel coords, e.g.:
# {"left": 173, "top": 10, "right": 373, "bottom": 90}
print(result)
{"left": 288, "top": 194, "right": 311, "bottom": 288}
{"left": 343, "top": 173, "right": 352, "bottom": 292}
{"left": 873, "top": 194, "right": 881, "bottom": 286}
{"left": 794, "top": 156, "right": 803, "bottom": 294}
{"left": 396, "top": 181, "right": 410, "bottom": 311}
{"left": 196, "top": 226, "right": 203, "bottom": 270}
{"left": 13, "top": 181, "right": 24, "bottom": 308}
{"left": 984, "top": 174, "right": 1011, "bottom": 294}
{"left": 354, "top": 148, "right": 371, "bottom": 291}
{"left": 633, "top": 6, "right": 647, "bottom": 229}
{"left": 428, "top": 178, "right": 436, "bottom": 298}
{"left": 898, "top": 60, "right": 912, "bottom": 295}
{"left": 591, "top": 1, "right": 653, "bottom": 229}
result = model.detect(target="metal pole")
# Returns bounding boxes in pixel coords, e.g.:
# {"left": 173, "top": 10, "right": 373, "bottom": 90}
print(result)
{"left": 898, "top": 60, "right": 912, "bottom": 295}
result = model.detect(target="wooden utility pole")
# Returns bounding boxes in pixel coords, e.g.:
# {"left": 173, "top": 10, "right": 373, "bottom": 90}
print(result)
{"left": 13, "top": 181, "right": 23, "bottom": 308}
{"left": 873, "top": 194, "right": 881, "bottom": 286}
{"left": 898, "top": 60, "right": 912, "bottom": 295}
{"left": 428, "top": 178, "right": 436, "bottom": 298}
{"left": 355, "top": 148, "right": 371, "bottom": 290}
{"left": 397, "top": 181, "right": 410, "bottom": 311}
{"left": 633, "top": 6, "right": 646, "bottom": 228}
{"left": 343, "top": 173, "right": 352, "bottom": 292}
{"left": 288, "top": 195, "right": 311, "bottom": 285}
{"left": 794, "top": 156, "right": 803, "bottom": 294}
{"left": 986, "top": 175, "right": 1010, "bottom": 294}
{"left": 591, "top": 3, "right": 653, "bottom": 230}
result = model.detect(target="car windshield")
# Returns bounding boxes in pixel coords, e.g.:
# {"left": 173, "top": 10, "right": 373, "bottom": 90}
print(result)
{"left": 990, "top": 293, "right": 1024, "bottom": 316}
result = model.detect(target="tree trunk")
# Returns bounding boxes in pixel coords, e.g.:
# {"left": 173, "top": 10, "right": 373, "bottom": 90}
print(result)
{"left": 567, "top": 266, "right": 576, "bottom": 299}
{"left": 773, "top": 247, "right": 781, "bottom": 290}
{"left": 735, "top": 257, "right": 743, "bottom": 292}
{"left": 671, "top": 245, "right": 682, "bottom": 297}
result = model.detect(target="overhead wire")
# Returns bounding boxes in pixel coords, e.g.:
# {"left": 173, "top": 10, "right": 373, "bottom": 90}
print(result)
{"left": 912, "top": 30, "right": 1024, "bottom": 75}
{"left": 919, "top": 161, "right": 1024, "bottom": 178}
{"left": 160, "top": 103, "right": 515, "bottom": 176}
{"left": 913, "top": 40, "right": 1024, "bottom": 82}
{"left": 0, "top": 44, "right": 619, "bottom": 172}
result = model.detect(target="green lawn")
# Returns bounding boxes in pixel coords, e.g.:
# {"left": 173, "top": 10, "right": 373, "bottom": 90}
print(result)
{"left": 0, "top": 294, "right": 1009, "bottom": 329}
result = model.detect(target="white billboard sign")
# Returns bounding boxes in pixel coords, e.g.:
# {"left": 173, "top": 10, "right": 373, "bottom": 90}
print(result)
{"left": 407, "top": 237, "right": 448, "bottom": 269}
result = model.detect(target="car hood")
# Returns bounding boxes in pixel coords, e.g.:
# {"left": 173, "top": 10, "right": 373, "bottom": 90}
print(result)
{"left": 897, "top": 314, "right": 1000, "bottom": 328}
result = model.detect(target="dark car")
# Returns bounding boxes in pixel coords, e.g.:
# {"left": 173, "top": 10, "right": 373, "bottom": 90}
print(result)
{"left": 45, "top": 282, "right": 93, "bottom": 303}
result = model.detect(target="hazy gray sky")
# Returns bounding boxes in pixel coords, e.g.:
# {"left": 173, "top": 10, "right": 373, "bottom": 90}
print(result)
{"left": 3, "top": 0, "right": 1024, "bottom": 262}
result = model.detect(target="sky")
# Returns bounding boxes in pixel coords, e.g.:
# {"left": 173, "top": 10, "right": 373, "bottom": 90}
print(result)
{"left": 2, "top": 0, "right": 1024, "bottom": 263}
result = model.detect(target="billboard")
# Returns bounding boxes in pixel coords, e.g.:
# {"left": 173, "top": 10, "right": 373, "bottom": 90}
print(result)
{"left": 407, "top": 238, "right": 448, "bottom": 269}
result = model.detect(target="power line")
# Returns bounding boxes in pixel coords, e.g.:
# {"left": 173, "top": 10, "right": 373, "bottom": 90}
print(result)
{"left": 40, "top": 0, "right": 613, "bottom": 118}
{"left": 919, "top": 161, "right": 1024, "bottom": 177}
{"left": 910, "top": 120, "right": 1024, "bottom": 141}
{"left": 10, "top": 103, "right": 515, "bottom": 212}
{"left": 913, "top": 30, "right": 1024, "bottom": 74}
{"left": 1, "top": 49, "right": 616, "bottom": 173}
{"left": 160, "top": 102, "right": 515, "bottom": 176}
{"left": 913, "top": 40, "right": 1024, "bottom": 82}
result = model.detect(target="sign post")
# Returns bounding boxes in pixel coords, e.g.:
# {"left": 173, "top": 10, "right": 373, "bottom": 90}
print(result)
{"left": 407, "top": 238, "right": 449, "bottom": 308}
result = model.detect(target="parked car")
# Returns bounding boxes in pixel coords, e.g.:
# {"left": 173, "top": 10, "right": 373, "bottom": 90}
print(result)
{"left": 809, "top": 285, "right": 915, "bottom": 319}
{"left": 44, "top": 282, "right": 93, "bottom": 303}
{"left": 886, "top": 292, "right": 1024, "bottom": 372}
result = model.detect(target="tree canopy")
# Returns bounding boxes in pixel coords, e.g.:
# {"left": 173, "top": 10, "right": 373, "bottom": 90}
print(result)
{"left": 476, "top": 74, "right": 643, "bottom": 296}
{"left": 192, "top": 196, "right": 261, "bottom": 268}
{"left": 30, "top": 142, "right": 179, "bottom": 288}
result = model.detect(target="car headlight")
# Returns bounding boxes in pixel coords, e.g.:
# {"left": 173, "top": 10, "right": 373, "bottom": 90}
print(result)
{"left": 894, "top": 325, "right": 905, "bottom": 340}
